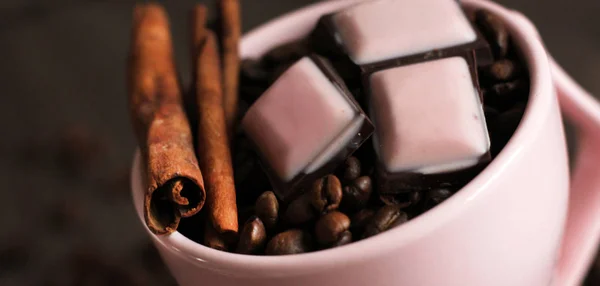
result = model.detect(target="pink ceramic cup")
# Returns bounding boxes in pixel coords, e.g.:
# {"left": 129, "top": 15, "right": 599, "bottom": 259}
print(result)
{"left": 130, "top": 0, "right": 600, "bottom": 285}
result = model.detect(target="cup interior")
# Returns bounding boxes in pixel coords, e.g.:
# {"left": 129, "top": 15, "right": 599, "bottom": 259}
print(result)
{"left": 131, "top": 0, "right": 552, "bottom": 276}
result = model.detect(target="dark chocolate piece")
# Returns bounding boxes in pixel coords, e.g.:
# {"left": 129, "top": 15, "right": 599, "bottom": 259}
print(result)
{"left": 314, "top": 6, "right": 493, "bottom": 76}
{"left": 246, "top": 55, "right": 374, "bottom": 202}
{"left": 367, "top": 54, "right": 491, "bottom": 194}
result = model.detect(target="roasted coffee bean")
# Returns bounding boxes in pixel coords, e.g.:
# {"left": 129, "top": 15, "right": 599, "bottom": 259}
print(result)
{"left": 331, "top": 231, "right": 353, "bottom": 248}
{"left": 284, "top": 192, "right": 316, "bottom": 225}
{"left": 315, "top": 211, "right": 351, "bottom": 246}
{"left": 485, "top": 59, "right": 518, "bottom": 82}
{"left": 389, "top": 212, "right": 409, "bottom": 228}
{"left": 490, "top": 80, "right": 526, "bottom": 97}
{"left": 484, "top": 80, "right": 528, "bottom": 111}
{"left": 379, "top": 194, "right": 410, "bottom": 208}
{"left": 341, "top": 176, "right": 372, "bottom": 212}
{"left": 363, "top": 205, "right": 407, "bottom": 238}
{"left": 379, "top": 190, "right": 421, "bottom": 208}
{"left": 350, "top": 208, "right": 375, "bottom": 234}
{"left": 342, "top": 156, "right": 361, "bottom": 181}
{"left": 475, "top": 10, "right": 509, "bottom": 58}
{"left": 310, "top": 175, "right": 343, "bottom": 214}
{"left": 236, "top": 216, "right": 267, "bottom": 254}
{"left": 204, "top": 221, "right": 229, "bottom": 251}
{"left": 265, "top": 229, "right": 313, "bottom": 255}
{"left": 255, "top": 191, "right": 279, "bottom": 229}
{"left": 424, "top": 189, "right": 453, "bottom": 209}
{"left": 489, "top": 104, "right": 526, "bottom": 156}
{"left": 409, "top": 191, "right": 422, "bottom": 205}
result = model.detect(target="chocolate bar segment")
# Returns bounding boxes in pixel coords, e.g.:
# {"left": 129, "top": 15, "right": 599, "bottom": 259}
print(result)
{"left": 317, "top": 0, "right": 492, "bottom": 70}
{"left": 242, "top": 55, "right": 374, "bottom": 201}
{"left": 369, "top": 56, "right": 491, "bottom": 193}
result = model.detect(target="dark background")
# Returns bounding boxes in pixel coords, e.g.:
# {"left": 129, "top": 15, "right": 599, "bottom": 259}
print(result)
{"left": 0, "top": 0, "right": 598, "bottom": 285}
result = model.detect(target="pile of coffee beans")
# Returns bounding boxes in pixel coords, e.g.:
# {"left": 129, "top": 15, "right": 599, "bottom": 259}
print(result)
{"left": 179, "top": 9, "right": 530, "bottom": 255}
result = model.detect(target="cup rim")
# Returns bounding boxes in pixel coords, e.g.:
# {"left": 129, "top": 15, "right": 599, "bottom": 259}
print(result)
{"left": 130, "top": 0, "right": 553, "bottom": 276}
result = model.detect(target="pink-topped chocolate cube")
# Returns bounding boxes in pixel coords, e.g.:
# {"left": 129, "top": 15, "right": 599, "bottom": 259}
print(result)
{"left": 370, "top": 56, "right": 490, "bottom": 191}
{"left": 332, "top": 0, "right": 477, "bottom": 65}
{"left": 242, "top": 56, "right": 373, "bottom": 200}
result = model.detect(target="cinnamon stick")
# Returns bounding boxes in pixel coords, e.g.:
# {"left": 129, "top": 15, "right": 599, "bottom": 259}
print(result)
{"left": 192, "top": 6, "right": 239, "bottom": 238}
{"left": 217, "top": 0, "right": 241, "bottom": 136}
{"left": 191, "top": 5, "right": 209, "bottom": 60}
{"left": 128, "top": 4, "right": 206, "bottom": 235}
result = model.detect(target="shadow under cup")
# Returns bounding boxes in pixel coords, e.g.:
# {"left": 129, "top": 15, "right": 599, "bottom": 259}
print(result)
{"left": 131, "top": 1, "right": 572, "bottom": 285}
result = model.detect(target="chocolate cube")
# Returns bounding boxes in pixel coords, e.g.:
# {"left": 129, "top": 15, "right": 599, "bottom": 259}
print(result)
{"left": 369, "top": 56, "right": 491, "bottom": 193}
{"left": 242, "top": 55, "right": 374, "bottom": 201}
{"left": 321, "top": 0, "right": 492, "bottom": 69}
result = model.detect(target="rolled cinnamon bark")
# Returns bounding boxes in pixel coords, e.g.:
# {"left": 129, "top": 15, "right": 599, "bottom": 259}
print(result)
{"left": 128, "top": 4, "right": 206, "bottom": 235}
{"left": 217, "top": 0, "right": 241, "bottom": 136}
{"left": 192, "top": 6, "right": 239, "bottom": 238}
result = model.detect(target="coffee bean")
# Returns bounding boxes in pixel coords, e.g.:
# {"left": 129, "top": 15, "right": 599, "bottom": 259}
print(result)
{"left": 389, "top": 212, "right": 409, "bottom": 228}
{"left": 315, "top": 211, "right": 351, "bottom": 246}
{"left": 236, "top": 216, "right": 267, "bottom": 255}
{"left": 204, "top": 221, "right": 229, "bottom": 251}
{"left": 409, "top": 191, "right": 422, "bottom": 205}
{"left": 255, "top": 191, "right": 279, "bottom": 229}
{"left": 310, "top": 175, "right": 343, "bottom": 214}
{"left": 379, "top": 194, "right": 410, "bottom": 208}
{"left": 490, "top": 80, "right": 526, "bottom": 97}
{"left": 489, "top": 104, "right": 526, "bottom": 156}
{"left": 485, "top": 59, "right": 518, "bottom": 82}
{"left": 363, "top": 205, "right": 407, "bottom": 238}
{"left": 379, "top": 190, "right": 421, "bottom": 208}
{"left": 331, "top": 230, "right": 353, "bottom": 248}
{"left": 424, "top": 189, "right": 453, "bottom": 209}
{"left": 484, "top": 80, "right": 528, "bottom": 111}
{"left": 351, "top": 208, "right": 375, "bottom": 235}
{"left": 342, "top": 156, "right": 361, "bottom": 181}
{"left": 475, "top": 10, "right": 509, "bottom": 58}
{"left": 341, "top": 176, "right": 372, "bottom": 212}
{"left": 265, "top": 229, "right": 313, "bottom": 255}
{"left": 284, "top": 192, "right": 315, "bottom": 225}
